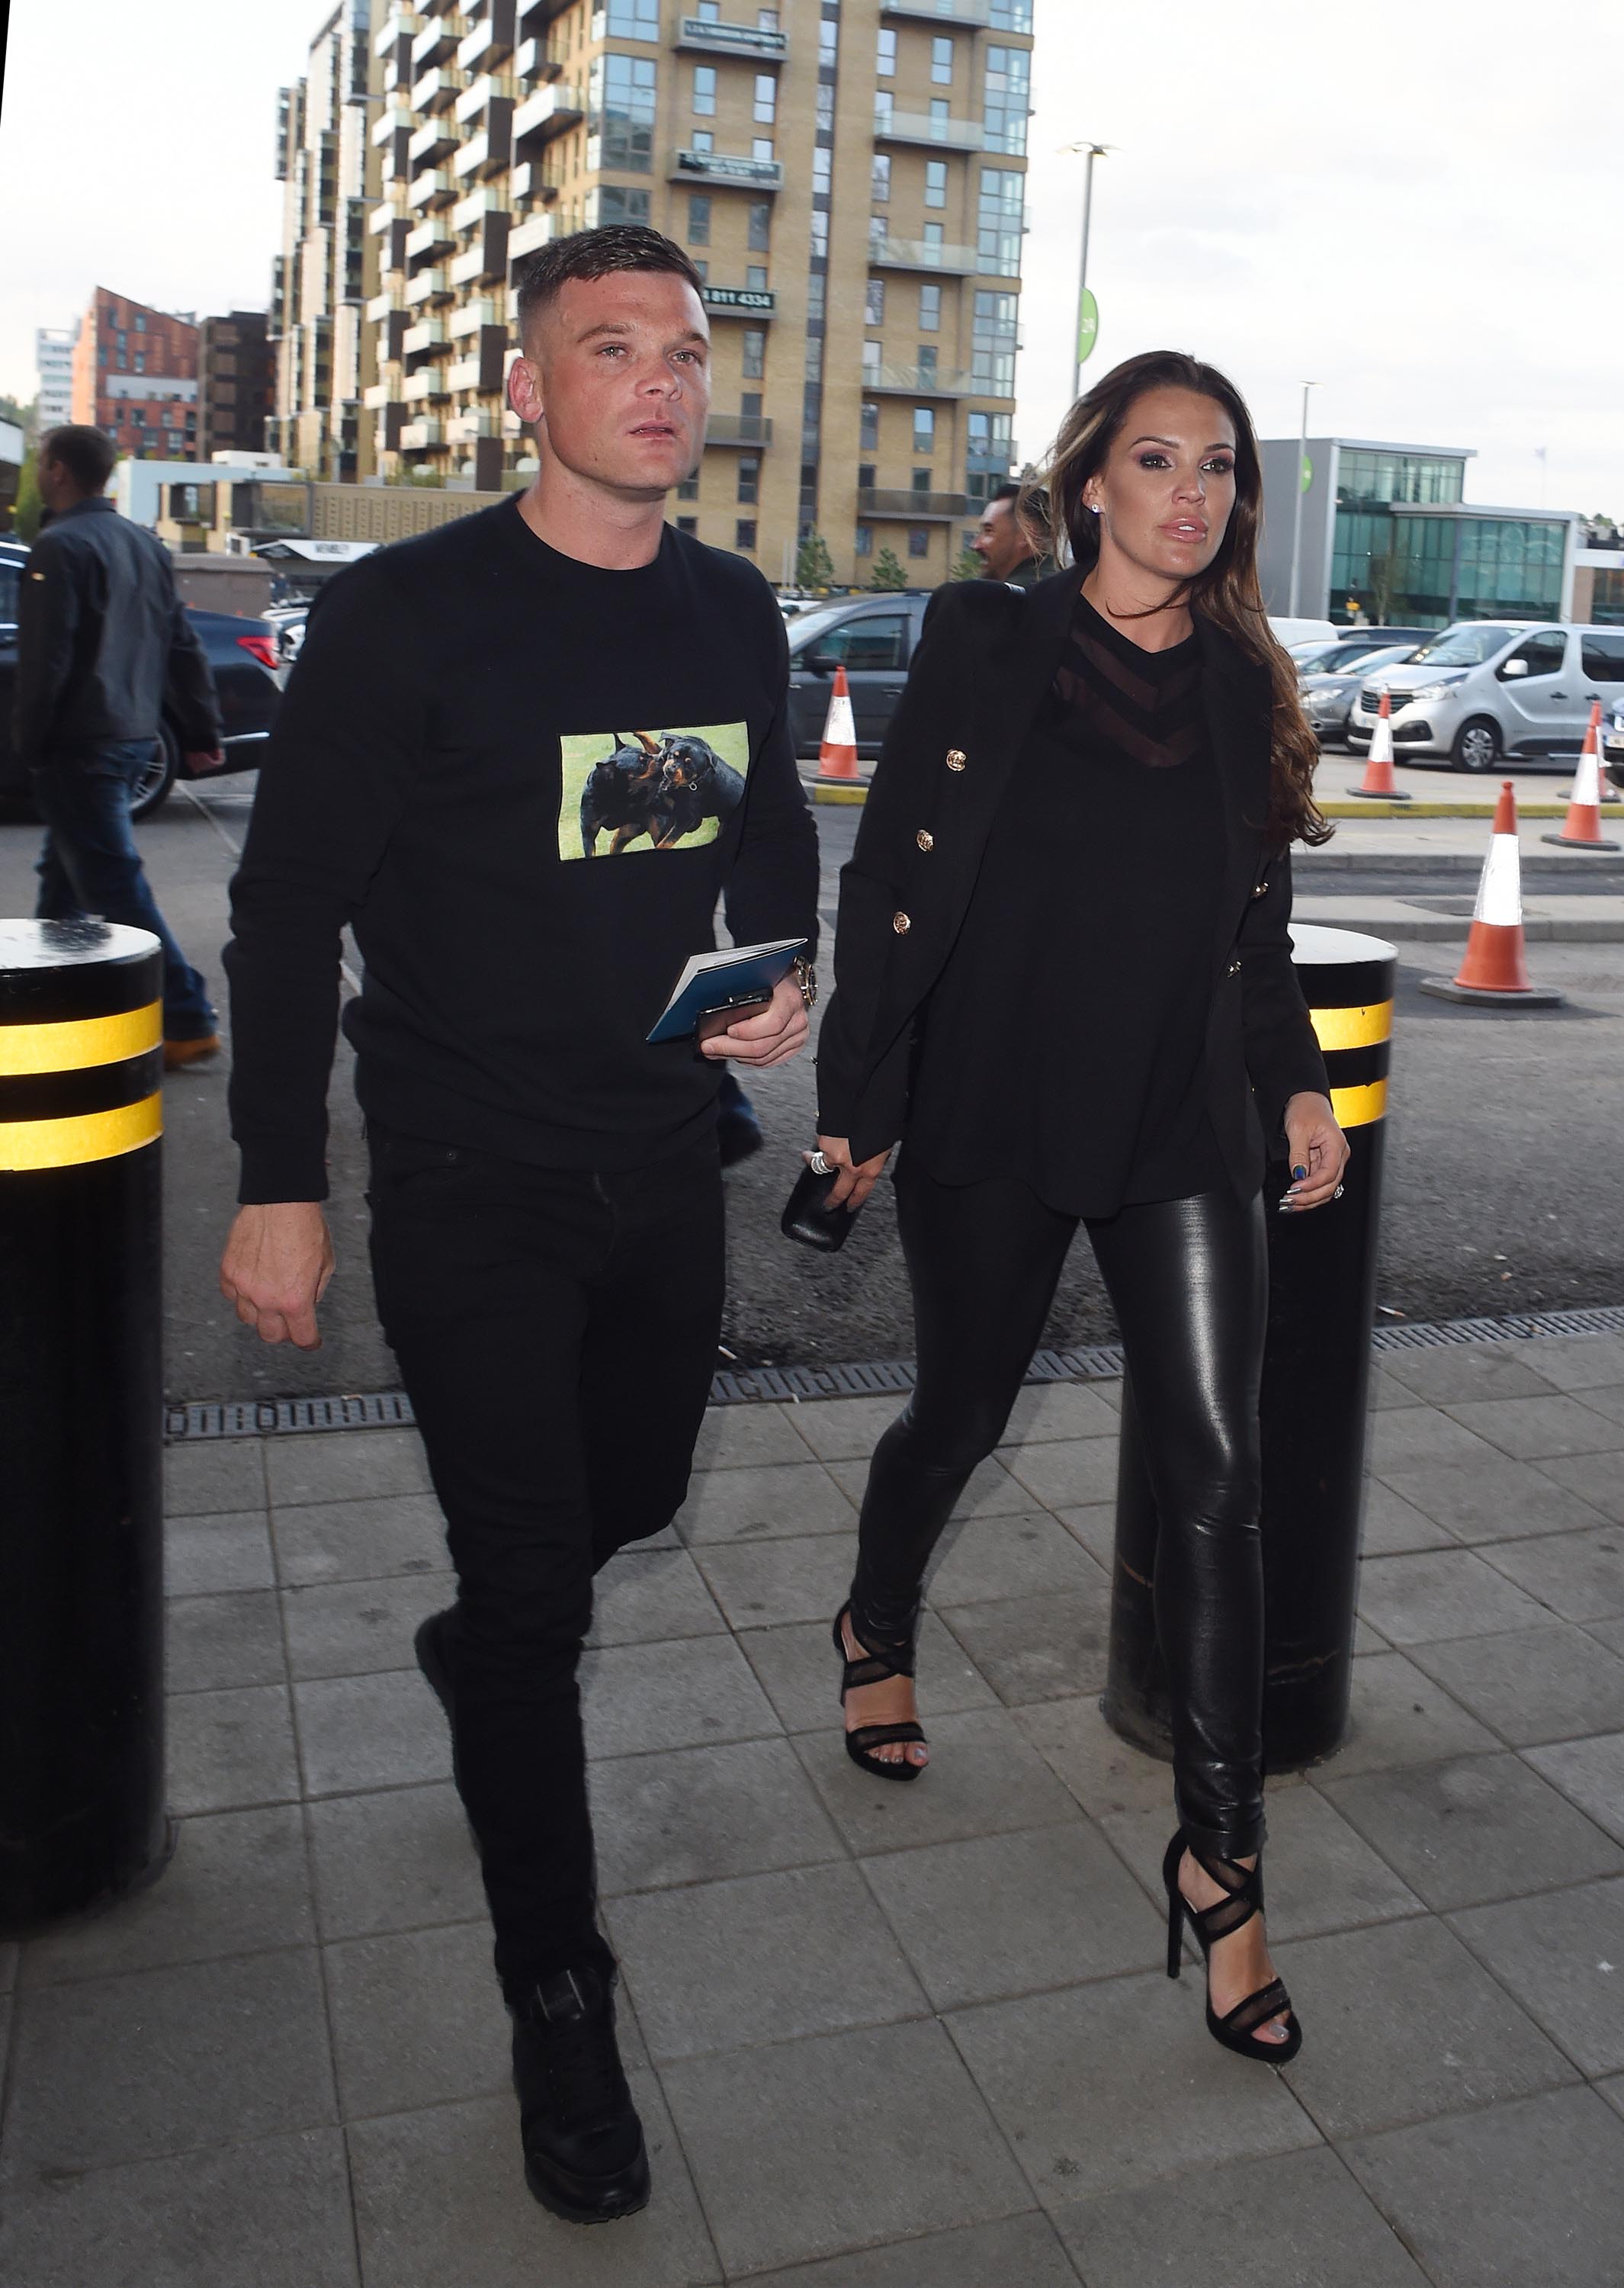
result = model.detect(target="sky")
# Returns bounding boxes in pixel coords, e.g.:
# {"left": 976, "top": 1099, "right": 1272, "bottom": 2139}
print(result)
{"left": 2, "top": 0, "right": 1620, "bottom": 519}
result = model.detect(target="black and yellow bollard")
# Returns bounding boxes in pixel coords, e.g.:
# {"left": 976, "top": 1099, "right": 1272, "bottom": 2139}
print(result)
{"left": 1, "top": 920, "right": 170, "bottom": 1928}
{"left": 1103, "top": 924, "right": 1398, "bottom": 1772}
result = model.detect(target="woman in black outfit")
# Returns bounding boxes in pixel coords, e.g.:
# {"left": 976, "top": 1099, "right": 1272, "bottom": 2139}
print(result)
{"left": 813, "top": 352, "right": 1348, "bottom": 2063}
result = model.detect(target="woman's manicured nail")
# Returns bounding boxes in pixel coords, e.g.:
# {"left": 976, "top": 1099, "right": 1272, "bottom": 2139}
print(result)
{"left": 1292, "top": 1165, "right": 1308, "bottom": 1181}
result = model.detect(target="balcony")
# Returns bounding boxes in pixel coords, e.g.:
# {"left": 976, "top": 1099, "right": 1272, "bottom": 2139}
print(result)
{"left": 367, "top": 194, "right": 410, "bottom": 233}
{"left": 869, "top": 233, "right": 977, "bottom": 274}
{"left": 365, "top": 289, "right": 406, "bottom": 321}
{"left": 399, "top": 418, "right": 444, "bottom": 448}
{"left": 409, "top": 168, "right": 459, "bottom": 209}
{"left": 513, "top": 81, "right": 584, "bottom": 146}
{"left": 454, "top": 120, "right": 513, "bottom": 181}
{"left": 675, "top": 14, "right": 788, "bottom": 60}
{"left": 449, "top": 295, "right": 503, "bottom": 336}
{"left": 401, "top": 319, "right": 449, "bottom": 355}
{"left": 458, "top": 73, "right": 518, "bottom": 127}
{"left": 858, "top": 487, "right": 971, "bottom": 521}
{"left": 411, "top": 14, "right": 467, "bottom": 69}
{"left": 508, "top": 211, "right": 557, "bottom": 262}
{"left": 451, "top": 226, "right": 509, "bottom": 287}
{"left": 413, "top": 66, "right": 470, "bottom": 114}
{"left": 406, "top": 216, "right": 454, "bottom": 260}
{"left": 512, "top": 36, "right": 557, "bottom": 79}
{"left": 517, "top": 0, "right": 572, "bottom": 23}
{"left": 403, "top": 367, "right": 450, "bottom": 403}
{"left": 452, "top": 184, "right": 509, "bottom": 230}
{"left": 705, "top": 413, "right": 773, "bottom": 445}
{"left": 670, "top": 148, "right": 783, "bottom": 190}
{"left": 403, "top": 266, "right": 454, "bottom": 306}
{"left": 881, "top": 0, "right": 993, "bottom": 22}
{"left": 374, "top": 9, "right": 422, "bottom": 59}
{"left": 370, "top": 105, "right": 414, "bottom": 147}
{"left": 457, "top": 0, "right": 516, "bottom": 71}
{"left": 864, "top": 362, "right": 976, "bottom": 395}
{"left": 362, "top": 382, "right": 400, "bottom": 410}
{"left": 448, "top": 407, "right": 500, "bottom": 442}
{"left": 701, "top": 284, "right": 776, "bottom": 317}
{"left": 872, "top": 108, "right": 986, "bottom": 152}
{"left": 409, "top": 117, "right": 461, "bottom": 166}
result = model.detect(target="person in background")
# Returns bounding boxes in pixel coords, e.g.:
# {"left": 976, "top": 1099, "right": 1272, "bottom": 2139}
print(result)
{"left": 13, "top": 423, "right": 223, "bottom": 1064}
{"left": 969, "top": 479, "right": 1054, "bottom": 587}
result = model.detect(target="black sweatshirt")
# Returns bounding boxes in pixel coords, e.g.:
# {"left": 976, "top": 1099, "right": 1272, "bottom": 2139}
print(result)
{"left": 224, "top": 498, "right": 818, "bottom": 1203}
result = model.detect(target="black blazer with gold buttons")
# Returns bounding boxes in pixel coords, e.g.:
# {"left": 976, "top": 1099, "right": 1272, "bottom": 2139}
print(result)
{"left": 814, "top": 564, "right": 1331, "bottom": 1188}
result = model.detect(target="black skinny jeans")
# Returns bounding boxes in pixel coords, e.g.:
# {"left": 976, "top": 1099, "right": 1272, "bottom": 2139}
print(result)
{"left": 367, "top": 1122, "right": 724, "bottom": 1999}
{"left": 852, "top": 1159, "right": 1269, "bottom": 1859}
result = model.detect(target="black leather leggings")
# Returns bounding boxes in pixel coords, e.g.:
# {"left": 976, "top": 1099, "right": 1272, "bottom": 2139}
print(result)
{"left": 852, "top": 1160, "right": 1269, "bottom": 1859}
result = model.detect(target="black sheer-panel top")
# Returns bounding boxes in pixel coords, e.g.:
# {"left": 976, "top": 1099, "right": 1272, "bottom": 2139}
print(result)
{"left": 905, "top": 593, "right": 1231, "bottom": 1220}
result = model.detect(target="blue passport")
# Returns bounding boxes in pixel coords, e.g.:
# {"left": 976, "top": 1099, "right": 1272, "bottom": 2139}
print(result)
{"left": 646, "top": 937, "right": 807, "bottom": 1044}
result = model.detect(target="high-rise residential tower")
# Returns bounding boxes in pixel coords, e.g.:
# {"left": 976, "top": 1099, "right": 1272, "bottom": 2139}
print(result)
{"left": 271, "top": 2, "right": 384, "bottom": 477}
{"left": 35, "top": 328, "right": 75, "bottom": 431}
{"left": 363, "top": 0, "right": 1032, "bottom": 580}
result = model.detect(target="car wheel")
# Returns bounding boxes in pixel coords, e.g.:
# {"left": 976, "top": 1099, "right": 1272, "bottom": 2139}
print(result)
{"left": 1451, "top": 716, "right": 1500, "bottom": 774}
{"left": 131, "top": 725, "right": 180, "bottom": 819}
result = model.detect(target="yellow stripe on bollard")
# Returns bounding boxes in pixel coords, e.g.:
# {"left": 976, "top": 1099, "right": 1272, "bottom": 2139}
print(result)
{"left": 0, "top": 1093, "right": 163, "bottom": 1171}
{"left": 1329, "top": 1078, "right": 1388, "bottom": 1129}
{"left": 1308, "top": 1001, "right": 1393, "bottom": 1053}
{"left": 0, "top": 1001, "right": 163, "bottom": 1076}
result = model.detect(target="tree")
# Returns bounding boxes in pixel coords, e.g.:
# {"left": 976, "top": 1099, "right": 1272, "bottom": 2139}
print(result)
{"left": 12, "top": 449, "right": 42, "bottom": 541}
{"left": 948, "top": 543, "right": 980, "bottom": 582}
{"left": 795, "top": 531, "right": 833, "bottom": 590}
{"left": 868, "top": 545, "right": 907, "bottom": 592}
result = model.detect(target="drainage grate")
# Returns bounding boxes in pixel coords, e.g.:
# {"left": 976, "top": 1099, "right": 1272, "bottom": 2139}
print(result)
{"left": 164, "top": 1303, "right": 1624, "bottom": 1441}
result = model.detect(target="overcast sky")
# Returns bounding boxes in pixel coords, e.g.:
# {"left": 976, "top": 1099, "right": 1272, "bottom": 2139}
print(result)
{"left": 2, "top": 0, "right": 1620, "bottom": 517}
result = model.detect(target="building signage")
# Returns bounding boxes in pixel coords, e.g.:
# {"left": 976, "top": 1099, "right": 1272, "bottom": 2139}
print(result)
{"left": 676, "top": 149, "right": 783, "bottom": 186}
{"left": 702, "top": 286, "right": 777, "bottom": 313}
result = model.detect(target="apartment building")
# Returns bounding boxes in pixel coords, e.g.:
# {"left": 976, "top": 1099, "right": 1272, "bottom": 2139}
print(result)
{"left": 271, "top": 1, "right": 384, "bottom": 477}
{"left": 362, "top": 0, "right": 1032, "bottom": 581}
{"left": 198, "top": 312, "right": 277, "bottom": 458}
{"left": 69, "top": 290, "right": 199, "bottom": 461}
{"left": 35, "top": 328, "right": 75, "bottom": 430}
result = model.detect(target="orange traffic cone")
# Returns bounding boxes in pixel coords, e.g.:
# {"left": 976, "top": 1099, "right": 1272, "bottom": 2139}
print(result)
{"left": 1420, "top": 781, "right": 1564, "bottom": 1007}
{"left": 1351, "top": 691, "right": 1411, "bottom": 801}
{"left": 1542, "top": 703, "right": 1621, "bottom": 850}
{"left": 816, "top": 664, "right": 859, "bottom": 782}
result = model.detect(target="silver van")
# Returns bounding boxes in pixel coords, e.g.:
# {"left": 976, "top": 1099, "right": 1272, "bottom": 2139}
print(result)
{"left": 1346, "top": 622, "right": 1624, "bottom": 773}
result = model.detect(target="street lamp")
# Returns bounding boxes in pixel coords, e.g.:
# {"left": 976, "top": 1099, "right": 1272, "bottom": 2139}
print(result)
{"left": 1286, "top": 380, "right": 1317, "bottom": 618}
{"left": 1059, "top": 140, "right": 1111, "bottom": 406}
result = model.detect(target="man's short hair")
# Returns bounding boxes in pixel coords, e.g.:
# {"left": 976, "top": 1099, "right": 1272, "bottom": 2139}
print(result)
{"left": 990, "top": 479, "right": 1049, "bottom": 525}
{"left": 41, "top": 425, "right": 117, "bottom": 493}
{"left": 515, "top": 226, "right": 704, "bottom": 345}
{"left": 988, "top": 481, "right": 1022, "bottom": 507}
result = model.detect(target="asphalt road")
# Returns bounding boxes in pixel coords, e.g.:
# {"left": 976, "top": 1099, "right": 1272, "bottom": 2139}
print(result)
{"left": 2, "top": 776, "right": 1619, "bottom": 1404}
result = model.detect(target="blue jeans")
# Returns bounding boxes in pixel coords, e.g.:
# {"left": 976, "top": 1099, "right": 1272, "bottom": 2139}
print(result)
{"left": 32, "top": 741, "right": 217, "bottom": 1040}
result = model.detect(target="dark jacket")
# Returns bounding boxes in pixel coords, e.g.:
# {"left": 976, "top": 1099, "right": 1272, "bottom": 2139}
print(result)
{"left": 814, "top": 566, "right": 1331, "bottom": 1193}
{"left": 12, "top": 495, "right": 220, "bottom": 766}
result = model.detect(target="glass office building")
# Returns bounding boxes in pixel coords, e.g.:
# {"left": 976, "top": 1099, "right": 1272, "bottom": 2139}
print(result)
{"left": 1260, "top": 437, "right": 1577, "bottom": 627}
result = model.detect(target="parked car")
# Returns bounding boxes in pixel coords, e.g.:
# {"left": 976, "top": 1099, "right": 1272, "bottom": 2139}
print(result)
{"left": 1288, "top": 628, "right": 1425, "bottom": 678}
{"left": 1346, "top": 621, "right": 1624, "bottom": 773}
{"left": 1299, "top": 641, "right": 1421, "bottom": 747}
{"left": 1269, "top": 615, "right": 1336, "bottom": 648}
{"left": 787, "top": 591, "right": 931, "bottom": 757}
{"left": 1603, "top": 700, "right": 1624, "bottom": 787}
{"left": 264, "top": 600, "right": 310, "bottom": 665}
{"left": 0, "top": 538, "right": 282, "bottom": 819}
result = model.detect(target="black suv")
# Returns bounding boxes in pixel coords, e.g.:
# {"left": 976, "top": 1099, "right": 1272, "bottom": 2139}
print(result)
{"left": 0, "top": 538, "right": 283, "bottom": 820}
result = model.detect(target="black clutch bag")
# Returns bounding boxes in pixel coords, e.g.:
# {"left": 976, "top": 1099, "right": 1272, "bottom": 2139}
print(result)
{"left": 781, "top": 1154, "right": 862, "bottom": 1251}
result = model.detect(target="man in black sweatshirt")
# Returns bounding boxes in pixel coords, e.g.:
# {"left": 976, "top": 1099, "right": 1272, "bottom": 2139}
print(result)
{"left": 219, "top": 227, "right": 818, "bottom": 2223}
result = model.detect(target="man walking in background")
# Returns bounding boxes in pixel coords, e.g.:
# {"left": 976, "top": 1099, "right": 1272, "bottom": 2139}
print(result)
{"left": 13, "top": 425, "right": 223, "bottom": 1064}
{"left": 970, "top": 478, "right": 1054, "bottom": 587}
{"left": 218, "top": 227, "right": 817, "bottom": 2225}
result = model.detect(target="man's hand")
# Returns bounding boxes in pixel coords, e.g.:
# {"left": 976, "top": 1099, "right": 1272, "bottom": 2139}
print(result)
{"left": 1281, "top": 1092, "right": 1350, "bottom": 1211}
{"left": 701, "top": 973, "right": 808, "bottom": 1068}
{"left": 185, "top": 748, "right": 226, "bottom": 773}
{"left": 814, "top": 1134, "right": 893, "bottom": 1212}
{"left": 220, "top": 1203, "right": 335, "bottom": 1348}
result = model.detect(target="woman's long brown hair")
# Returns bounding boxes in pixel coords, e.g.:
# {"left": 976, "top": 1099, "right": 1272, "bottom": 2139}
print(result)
{"left": 1029, "top": 349, "right": 1330, "bottom": 848}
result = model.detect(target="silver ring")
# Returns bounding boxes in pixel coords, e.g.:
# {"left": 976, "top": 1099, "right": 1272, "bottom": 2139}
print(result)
{"left": 1334, "top": 1184, "right": 1345, "bottom": 1200}
{"left": 809, "top": 1150, "right": 833, "bottom": 1177}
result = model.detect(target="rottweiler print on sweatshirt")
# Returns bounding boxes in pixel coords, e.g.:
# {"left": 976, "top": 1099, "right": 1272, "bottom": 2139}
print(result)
{"left": 563, "top": 723, "right": 751, "bottom": 860}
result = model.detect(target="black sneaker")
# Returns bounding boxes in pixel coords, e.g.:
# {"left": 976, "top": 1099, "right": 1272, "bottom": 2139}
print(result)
{"left": 511, "top": 1966, "right": 650, "bottom": 2222}
{"left": 413, "top": 1608, "right": 456, "bottom": 1722}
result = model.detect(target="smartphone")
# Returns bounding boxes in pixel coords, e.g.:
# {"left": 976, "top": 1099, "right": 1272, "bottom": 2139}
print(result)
{"left": 695, "top": 991, "right": 772, "bottom": 1046}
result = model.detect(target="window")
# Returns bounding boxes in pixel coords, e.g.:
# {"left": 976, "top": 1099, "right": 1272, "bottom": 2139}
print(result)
{"left": 677, "top": 471, "right": 700, "bottom": 500}
{"left": 859, "top": 464, "right": 876, "bottom": 490}
{"left": 971, "top": 288, "right": 1018, "bottom": 396}
{"left": 735, "top": 519, "right": 757, "bottom": 550}
{"left": 810, "top": 209, "right": 828, "bottom": 257}
{"left": 871, "top": 153, "right": 891, "bottom": 203}
{"left": 984, "top": 43, "right": 1030, "bottom": 154}
{"left": 923, "top": 221, "right": 943, "bottom": 247}
{"left": 860, "top": 400, "right": 879, "bottom": 450}
{"left": 743, "top": 327, "right": 765, "bottom": 379}
{"left": 807, "top": 336, "right": 823, "bottom": 380}
{"left": 754, "top": 73, "right": 776, "bottom": 124}
{"left": 134, "top": 353, "right": 146, "bottom": 374}
{"left": 814, "top": 145, "right": 832, "bottom": 194}
{"left": 819, "top": 18, "right": 837, "bottom": 67}
{"left": 748, "top": 200, "right": 771, "bottom": 251}
{"left": 913, "top": 405, "right": 935, "bottom": 452}
{"left": 817, "top": 82, "right": 834, "bottom": 130}
{"left": 865, "top": 278, "right": 886, "bottom": 324}
{"left": 117, "top": 330, "right": 127, "bottom": 352}
{"left": 758, "top": 8, "right": 779, "bottom": 26}
{"left": 746, "top": 263, "right": 768, "bottom": 288}
{"left": 741, "top": 390, "right": 762, "bottom": 419}
{"left": 676, "top": 515, "right": 698, "bottom": 532}
{"left": 1580, "top": 631, "right": 1624, "bottom": 681}
{"left": 135, "top": 312, "right": 146, "bottom": 332}
{"left": 874, "top": 89, "right": 893, "bottom": 131}
{"left": 737, "top": 456, "right": 760, "bottom": 505}
{"left": 752, "top": 137, "right": 774, "bottom": 161}
{"left": 807, "top": 271, "right": 826, "bottom": 317}
{"left": 877, "top": 27, "right": 896, "bottom": 76}
{"left": 990, "top": 0, "right": 1033, "bottom": 24}
{"left": 855, "top": 523, "right": 874, "bottom": 557}
{"left": 1501, "top": 630, "right": 1567, "bottom": 679}
{"left": 698, "top": 0, "right": 720, "bottom": 17}
{"left": 603, "top": 0, "right": 659, "bottom": 32}
{"left": 925, "top": 161, "right": 948, "bottom": 210}
{"left": 811, "top": 613, "right": 910, "bottom": 670}
{"left": 932, "top": 36, "right": 954, "bottom": 83}
{"left": 0, "top": 561, "right": 19, "bottom": 628}
{"left": 589, "top": 185, "right": 650, "bottom": 226}
{"left": 917, "top": 344, "right": 937, "bottom": 380}
{"left": 919, "top": 282, "right": 940, "bottom": 330}
{"left": 862, "top": 339, "right": 881, "bottom": 373}
{"left": 911, "top": 468, "right": 932, "bottom": 493}
{"left": 691, "top": 258, "right": 708, "bottom": 280}
{"left": 977, "top": 167, "right": 1025, "bottom": 275}
{"left": 687, "top": 192, "right": 711, "bottom": 244}
{"left": 692, "top": 65, "right": 716, "bottom": 115}
{"left": 591, "top": 52, "right": 656, "bottom": 171}
{"left": 910, "top": 528, "right": 931, "bottom": 558}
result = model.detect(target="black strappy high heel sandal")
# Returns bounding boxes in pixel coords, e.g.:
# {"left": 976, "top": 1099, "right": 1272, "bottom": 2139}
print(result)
{"left": 831, "top": 1602, "right": 927, "bottom": 1783}
{"left": 1162, "top": 1830, "right": 1302, "bottom": 2065}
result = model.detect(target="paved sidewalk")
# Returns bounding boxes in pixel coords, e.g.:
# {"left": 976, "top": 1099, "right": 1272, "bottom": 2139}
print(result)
{"left": 5, "top": 1337, "right": 1624, "bottom": 2285}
